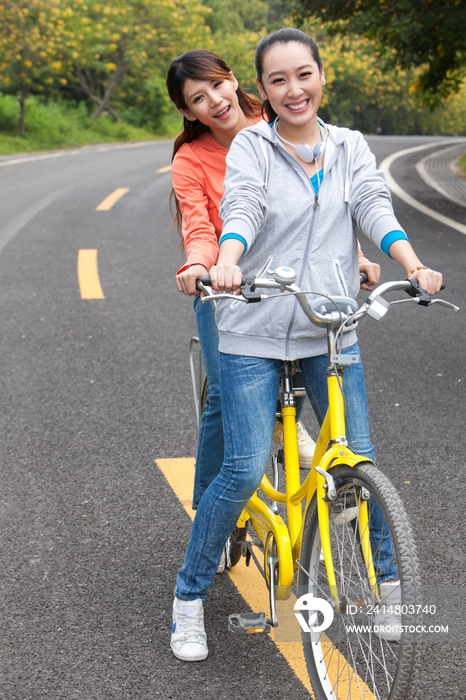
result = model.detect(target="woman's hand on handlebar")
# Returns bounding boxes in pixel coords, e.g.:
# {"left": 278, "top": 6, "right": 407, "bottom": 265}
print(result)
{"left": 176, "top": 264, "right": 208, "bottom": 296}
{"left": 210, "top": 238, "right": 246, "bottom": 293}
{"left": 358, "top": 255, "right": 380, "bottom": 291}
{"left": 386, "top": 240, "right": 443, "bottom": 296}
{"left": 407, "top": 267, "right": 443, "bottom": 295}
{"left": 209, "top": 263, "right": 243, "bottom": 293}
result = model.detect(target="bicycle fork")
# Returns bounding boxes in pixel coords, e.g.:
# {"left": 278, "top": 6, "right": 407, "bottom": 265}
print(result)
{"left": 310, "top": 362, "right": 378, "bottom": 608}
{"left": 280, "top": 361, "right": 303, "bottom": 557}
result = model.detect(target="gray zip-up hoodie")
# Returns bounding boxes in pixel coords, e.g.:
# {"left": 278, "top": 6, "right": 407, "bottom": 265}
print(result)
{"left": 216, "top": 119, "right": 405, "bottom": 360}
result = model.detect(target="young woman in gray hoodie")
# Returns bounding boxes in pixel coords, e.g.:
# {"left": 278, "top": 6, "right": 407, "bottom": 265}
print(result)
{"left": 170, "top": 28, "right": 443, "bottom": 662}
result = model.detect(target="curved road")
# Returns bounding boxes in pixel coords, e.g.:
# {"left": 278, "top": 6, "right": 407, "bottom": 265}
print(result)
{"left": 0, "top": 136, "right": 464, "bottom": 699}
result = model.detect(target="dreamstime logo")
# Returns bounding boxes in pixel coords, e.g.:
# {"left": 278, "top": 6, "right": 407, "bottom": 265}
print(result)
{"left": 294, "top": 594, "right": 334, "bottom": 633}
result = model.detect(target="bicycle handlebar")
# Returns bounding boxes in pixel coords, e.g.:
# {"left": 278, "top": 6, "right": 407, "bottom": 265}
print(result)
{"left": 196, "top": 266, "right": 459, "bottom": 329}
{"left": 198, "top": 271, "right": 368, "bottom": 290}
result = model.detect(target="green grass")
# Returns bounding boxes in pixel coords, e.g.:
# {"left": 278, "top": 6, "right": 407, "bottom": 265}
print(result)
{"left": 458, "top": 152, "right": 466, "bottom": 175}
{"left": 0, "top": 93, "right": 181, "bottom": 156}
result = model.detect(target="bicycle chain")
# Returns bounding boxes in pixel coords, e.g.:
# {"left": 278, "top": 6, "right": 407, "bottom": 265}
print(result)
{"left": 243, "top": 540, "right": 266, "bottom": 580}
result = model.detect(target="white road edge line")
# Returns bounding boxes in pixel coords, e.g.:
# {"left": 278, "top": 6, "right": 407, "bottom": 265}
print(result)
{"left": 379, "top": 139, "right": 466, "bottom": 236}
{"left": 0, "top": 140, "right": 164, "bottom": 168}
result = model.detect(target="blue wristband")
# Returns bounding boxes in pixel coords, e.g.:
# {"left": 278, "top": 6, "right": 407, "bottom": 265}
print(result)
{"left": 381, "top": 230, "right": 410, "bottom": 258}
{"left": 219, "top": 233, "right": 248, "bottom": 254}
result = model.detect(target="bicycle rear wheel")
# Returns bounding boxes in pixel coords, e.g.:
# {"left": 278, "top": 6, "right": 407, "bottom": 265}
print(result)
{"left": 297, "top": 462, "right": 421, "bottom": 700}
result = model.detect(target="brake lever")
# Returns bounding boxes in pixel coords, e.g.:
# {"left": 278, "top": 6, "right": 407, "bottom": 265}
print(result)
{"left": 199, "top": 291, "right": 249, "bottom": 303}
{"left": 241, "top": 277, "right": 262, "bottom": 303}
{"left": 405, "top": 279, "right": 431, "bottom": 306}
{"left": 196, "top": 281, "right": 216, "bottom": 297}
{"left": 428, "top": 299, "right": 460, "bottom": 313}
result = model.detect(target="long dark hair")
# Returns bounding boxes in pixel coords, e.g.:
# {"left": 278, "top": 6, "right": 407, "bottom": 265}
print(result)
{"left": 166, "top": 49, "right": 262, "bottom": 233}
{"left": 255, "top": 28, "right": 323, "bottom": 123}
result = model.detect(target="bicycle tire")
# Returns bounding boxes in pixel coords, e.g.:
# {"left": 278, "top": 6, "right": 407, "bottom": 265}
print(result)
{"left": 297, "top": 462, "right": 421, "bottom": 700}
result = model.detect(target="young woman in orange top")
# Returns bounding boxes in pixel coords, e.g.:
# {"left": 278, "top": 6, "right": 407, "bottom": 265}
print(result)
{"left": 167, "top": 50, "right": 266, "bottom": 513}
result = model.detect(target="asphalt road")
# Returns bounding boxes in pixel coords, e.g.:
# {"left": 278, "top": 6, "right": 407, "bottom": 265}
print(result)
{"left": 0, "top": 136, "right": 464, "bottom": 699}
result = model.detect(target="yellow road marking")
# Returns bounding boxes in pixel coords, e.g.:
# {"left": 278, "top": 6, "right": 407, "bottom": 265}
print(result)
{"left": 156, "top": 458, "right": 378, "bottom": 699}
{"left": 77, "top": 249, "right": 105, "bottom": 299}
{"left": 155, "top": 457, "right": 313, "bottom": 695}
{"left": 157, "top": 165, "right": 172, "bottom": 173}
{"left": 96, "top": 187, "right": 129, "bottom": 211}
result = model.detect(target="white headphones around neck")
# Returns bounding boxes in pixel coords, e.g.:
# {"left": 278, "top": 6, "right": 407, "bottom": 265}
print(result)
{"left": 273, "top": 117, "right": 327, "bottom": 163}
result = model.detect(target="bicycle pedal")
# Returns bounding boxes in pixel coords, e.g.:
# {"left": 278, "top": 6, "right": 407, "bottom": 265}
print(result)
{"left": 228, "top": 612, "right": 271, "bottom": 635}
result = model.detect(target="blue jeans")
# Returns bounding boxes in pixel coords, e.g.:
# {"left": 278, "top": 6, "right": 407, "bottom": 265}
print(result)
{"left": 192, "top": 296, "right": 304, "bottom": 508}
{"left": 175, "top": 344, "right": 396, "bottom": 601}
{"left": 192, "top": 296, "right": 224, "bottom": 510}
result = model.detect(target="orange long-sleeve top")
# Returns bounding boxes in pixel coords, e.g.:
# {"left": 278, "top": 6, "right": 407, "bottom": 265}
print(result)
{"left": 171, "top": 131, "right": 228, "bottom": 275}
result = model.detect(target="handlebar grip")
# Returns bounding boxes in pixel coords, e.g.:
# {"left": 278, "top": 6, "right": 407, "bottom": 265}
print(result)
{"left": 196, "top": 275, "right": 212, "bottom": 289}
{"left": 196, "top": 274, "right": 248, "bottom": 291}
{"left": 359, "top": 272, "right": 368, "bottom": 284}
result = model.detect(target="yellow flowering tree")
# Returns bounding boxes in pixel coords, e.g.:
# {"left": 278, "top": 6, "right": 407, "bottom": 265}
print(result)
{"left": 0, "top": 0, "right": 212, "bottom": 131}
{"left": 0, "top": 0, "right": 73, "bottom": 132}
{"left": 63, "top": 0, "right": 212, "bottom": 121}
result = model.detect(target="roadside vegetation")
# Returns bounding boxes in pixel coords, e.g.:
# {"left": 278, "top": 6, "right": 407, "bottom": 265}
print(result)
{"left": 0, "top": 0, "right": 465, "bottom": 156}
{"left": 459, "top": 153, "right": 466, "bottom": 175}
{"left": 0, "top": 93, "right": 181, "bottom": 155}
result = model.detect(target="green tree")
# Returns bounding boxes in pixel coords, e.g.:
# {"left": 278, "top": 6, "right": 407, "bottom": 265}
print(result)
{"left": 297, "top": 20, "right": 466, "bottom": 135}
{"left": 206, "top": 0, "right": 268, "bottom": 34}
{"left": 203, "top": 0, "right": 293, "bottom": 90}
{"left": 293, "top": 0, "right": 466, "bottom": 103}
{"left": 0, "top": 0, "right": 73, "bottom": 132}
{"left": 315, "top": 30, "right": 422, "bottom": 133}
{"left": 203, "top": 0, "right": 267, "bottom": 91}
{"left": 64, "top": 0, "right": 213, "bottom": 121}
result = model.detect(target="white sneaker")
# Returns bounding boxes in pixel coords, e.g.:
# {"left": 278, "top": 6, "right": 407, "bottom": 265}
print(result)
{"left": 170, "top": 598, "right": 208, "bottom": 661}
{"left": 273, "top": 419, "right": 315, "bottom": 469}
{"left": 373, "top": 580, "right": 402, "bottom": 642}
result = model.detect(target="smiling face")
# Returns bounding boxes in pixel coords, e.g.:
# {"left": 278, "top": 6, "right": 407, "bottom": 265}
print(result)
{"left": 256, "top": 41, "right": 324, "bottom": 137}
{"left": 181, "top": 76, "right": 250, "bottom": 146}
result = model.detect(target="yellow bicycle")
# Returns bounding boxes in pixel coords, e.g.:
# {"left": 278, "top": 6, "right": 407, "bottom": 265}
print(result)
{"left": 198, "top": 266, "right": 458, "bottom": 700}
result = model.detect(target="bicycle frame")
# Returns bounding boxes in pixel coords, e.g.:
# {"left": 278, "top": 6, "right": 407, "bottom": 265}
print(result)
{"left": 238, "top": 326, "right": 377, "bottom": 611}
{"left": 188, "top": 337, "right": 203, "bottom": 430}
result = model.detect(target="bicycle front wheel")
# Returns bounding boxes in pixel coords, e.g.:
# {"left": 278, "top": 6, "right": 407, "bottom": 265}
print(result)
{"left": 297, "top": 462, "right": 421, "bottom": 700}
